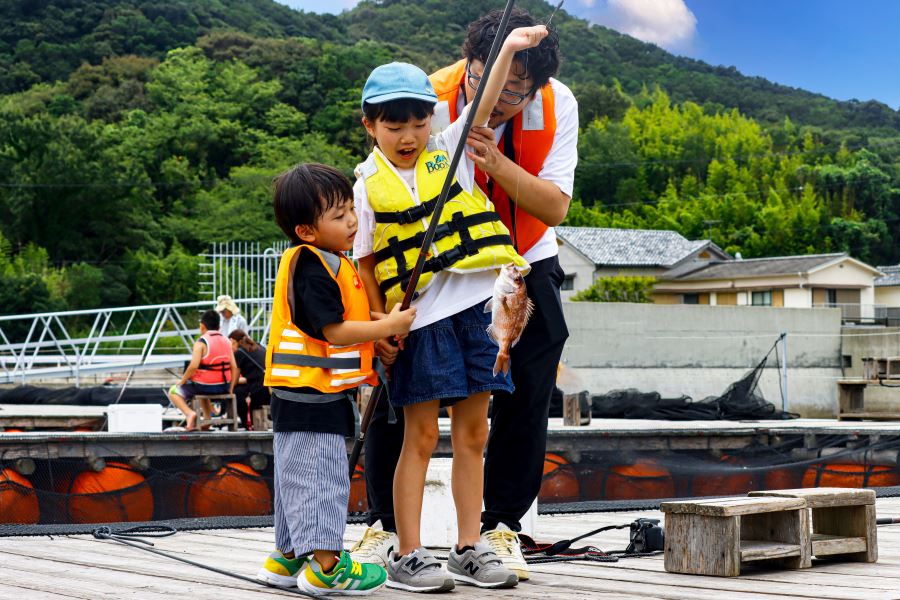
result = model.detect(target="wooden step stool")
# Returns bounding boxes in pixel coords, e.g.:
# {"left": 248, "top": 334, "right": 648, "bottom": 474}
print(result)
{"left": 191, "top": 394, "right": 239, "bottom": 431}
{"left": 749, "top": 488, "right": 877, "bottom": 563}
{"left": 661, "top": 496, "right": 811, "bottom": 577}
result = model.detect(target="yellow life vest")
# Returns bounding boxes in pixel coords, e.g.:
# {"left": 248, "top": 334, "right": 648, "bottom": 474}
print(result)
{"left": 359, "top": 145, "right": 528, "bottom": 311}
{"left": 264, "top": 244, "right": 379, "bottom": 398}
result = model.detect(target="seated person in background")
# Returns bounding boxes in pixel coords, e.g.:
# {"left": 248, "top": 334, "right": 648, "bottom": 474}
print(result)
{"left": 228, "top": 329, "right": 271, "bottom": 430}
{"left": 168, "top": 309, "right": 239, "bottom": 430}
{"left": 216, "top": 295, "right": 249, "bottom": 336}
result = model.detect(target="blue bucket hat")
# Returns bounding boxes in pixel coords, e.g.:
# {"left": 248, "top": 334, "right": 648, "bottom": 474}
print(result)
{"left": 361, "top": 62, "right": 438, "bottom": 108}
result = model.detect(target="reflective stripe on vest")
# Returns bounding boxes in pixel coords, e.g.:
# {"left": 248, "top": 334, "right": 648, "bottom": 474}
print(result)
{"left": 429, "top": 60, "right": 557, "bottom": 254}
{"left": 360, "top": 147, "right": 528, "bottom": 311}
{"left": 263, "top": 245, "right": 379, "bottom": 394}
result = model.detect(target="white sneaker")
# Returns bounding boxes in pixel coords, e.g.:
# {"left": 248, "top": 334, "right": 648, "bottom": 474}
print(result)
{"left": 349, "top": 521, "right": 398, "bottom": 568}
{"left": 480, "top": 523, "right": 529, "bottom": 581}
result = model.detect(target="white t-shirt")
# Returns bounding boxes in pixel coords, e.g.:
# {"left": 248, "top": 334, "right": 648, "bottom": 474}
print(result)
{"left": 354, "top": 105, "right": 497, "bottom": 331}
{"left": 453, "top": 78, "right": 579, "bottom": 264}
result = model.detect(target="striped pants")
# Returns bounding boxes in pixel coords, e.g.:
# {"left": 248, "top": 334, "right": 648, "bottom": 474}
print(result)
{"left": 273, "top": 431, "right": 349, "bottom": 556}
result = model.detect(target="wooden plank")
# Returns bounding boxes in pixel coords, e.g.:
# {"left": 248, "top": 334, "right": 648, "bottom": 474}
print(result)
{"left": 664, "top": 513, "right": 740, "bottom": 576}
{"left": 749, "top": 488, "right": 875, "bottom": 507}
{"left": 661, "top": 496, "right": 806, "bottom": 516}
{"left": 812, "top": 535, "right": 868, "bottom": 556}
{"left": 740, "top": 540, "right": 801, "bottom": 562}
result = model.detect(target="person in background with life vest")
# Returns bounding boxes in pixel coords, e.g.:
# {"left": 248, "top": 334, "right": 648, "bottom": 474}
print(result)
{"left": 167, "top": 309, "right": 239, "bottom": 431}
{"left": 351, "top": 25, "right": 548, "bottom": 593}
{"left": 254, "top": 163, "right": 415, "bottom": 596}
{"left": 352, "top": 8, "right": 576, "bottom": 584}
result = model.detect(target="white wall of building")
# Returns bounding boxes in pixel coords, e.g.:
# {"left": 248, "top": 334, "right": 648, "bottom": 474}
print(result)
{"left": 783, "top": 287, "right": 812, "bottom": 308}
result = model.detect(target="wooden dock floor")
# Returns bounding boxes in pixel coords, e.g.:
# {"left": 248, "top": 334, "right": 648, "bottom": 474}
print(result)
{"left": 2, "top": 498, "right": 900, "bottom": 599}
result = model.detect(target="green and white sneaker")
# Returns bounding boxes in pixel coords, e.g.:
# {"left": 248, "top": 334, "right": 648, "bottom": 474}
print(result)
{"left": 256, "top": 550, "right": 309, "bottom": 588}
{"left": 298, "top": 550, "right": 388, "bottom": 595}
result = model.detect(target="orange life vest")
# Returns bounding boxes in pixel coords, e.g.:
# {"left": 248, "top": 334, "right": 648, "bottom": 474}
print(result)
{"left": 264, "top": 245, "right": 378, "bottom": 397}
{"left": 192, "top": 331, "right": 232, "bottom": 385}
{"left": 429, "top": 59, "right": 557, "bottom": 254}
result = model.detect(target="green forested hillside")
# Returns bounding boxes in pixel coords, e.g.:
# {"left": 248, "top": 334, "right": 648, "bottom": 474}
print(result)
{"left": 1, "top": 0, "right": 898, "bottom": 314}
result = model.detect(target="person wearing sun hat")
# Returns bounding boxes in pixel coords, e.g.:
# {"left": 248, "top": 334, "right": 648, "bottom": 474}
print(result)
{"left": 215, "top": 294, "right": 248, "bottom": 337}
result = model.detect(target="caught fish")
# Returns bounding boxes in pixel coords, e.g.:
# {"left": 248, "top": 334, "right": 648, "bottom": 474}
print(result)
{"left": 485, "top": 264, "right": 534, "bottom": 377}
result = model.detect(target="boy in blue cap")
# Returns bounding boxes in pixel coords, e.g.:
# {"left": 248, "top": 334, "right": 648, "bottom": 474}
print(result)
{"left": 352, "top": 25, "right": 548, "bottom": 592}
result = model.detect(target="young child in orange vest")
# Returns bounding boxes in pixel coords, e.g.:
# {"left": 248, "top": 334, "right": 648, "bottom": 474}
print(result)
{"left": 255, "top": 163, "right": 416, "bottom": 595}
{"left": 351, "top": 26, "right": 548, "bottom": 592}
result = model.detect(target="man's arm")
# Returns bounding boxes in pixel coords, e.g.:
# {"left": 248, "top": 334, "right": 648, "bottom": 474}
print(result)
{"left": 178, "top": 341, "right": 206, "bottom": 385}
{"left": 465, "top": 132, "right": 571, "bottom": 226}
{"left": 229, "top": 354, "right": 239, "bottom": 393}
{"left": 473, "top": 26, "right": 549, "bottom": 127}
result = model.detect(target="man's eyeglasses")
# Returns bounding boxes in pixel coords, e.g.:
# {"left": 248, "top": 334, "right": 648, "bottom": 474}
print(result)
{"left": 465, "top": 62, "right": 534, "bottom": 106}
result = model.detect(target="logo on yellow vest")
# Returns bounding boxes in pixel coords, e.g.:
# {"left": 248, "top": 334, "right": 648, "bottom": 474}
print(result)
{"left": 425, "top": 154, "right": 449, "bottom": 173}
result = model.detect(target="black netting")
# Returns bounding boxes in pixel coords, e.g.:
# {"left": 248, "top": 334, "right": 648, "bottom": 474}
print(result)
{"left": 0, "top": 385, "right": 167, "bottom": 406}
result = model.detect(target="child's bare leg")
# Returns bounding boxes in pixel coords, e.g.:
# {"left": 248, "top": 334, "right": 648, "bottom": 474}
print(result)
{"left": 168, "top": 390, "right": 197, "bottom": 430}
{"left": 393, "top": 400, "right": 440, "bottom": 555}
{"left": 449, "top": 392, "right": 490, "bottom": 548}
{"left": 313, "top": 549, "right": 339, "bottom": 572}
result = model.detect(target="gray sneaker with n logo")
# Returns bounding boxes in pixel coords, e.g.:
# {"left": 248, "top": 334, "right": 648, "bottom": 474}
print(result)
{"left": 447, "top": 543, "right": 518, "bottom": 588}
{"left": 386, "top": 547, "right": 455, "bottom": 593}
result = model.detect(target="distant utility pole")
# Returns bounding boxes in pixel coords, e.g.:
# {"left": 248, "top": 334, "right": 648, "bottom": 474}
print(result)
{"left": 703, "top": 220, "right": 721, "bottom": 241}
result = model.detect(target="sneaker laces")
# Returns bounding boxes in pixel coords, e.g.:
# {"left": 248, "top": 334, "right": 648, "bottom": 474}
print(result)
{"left": 351, "top": 529, "right": 394, "bottom": 555}
{"left": 483, "top": 529, "right": 521, "bottom": 559}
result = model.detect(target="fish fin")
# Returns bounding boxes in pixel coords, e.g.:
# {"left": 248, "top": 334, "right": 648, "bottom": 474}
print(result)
{"left": 493, "top": 350, "right": 510, "bottom": 378}
{"left": 486, "top": 324, "right": 498, "bottom": 343}
{"left": 510, "top": 298, "right": 535, "bottom": 348}
{"left": 524, "top": 297, "right": 535, "bottom": 321}
{"left": 483, "top": 298, "right": 493, "bottom": 313}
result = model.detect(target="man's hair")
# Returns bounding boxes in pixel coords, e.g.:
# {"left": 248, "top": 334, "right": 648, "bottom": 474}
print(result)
{"left": 363, "top": 98, "right": 435, "bottom": 124}
{"left": 200, "top": 309, "right": 220, "bottom": 331}
{"left": 273, "top": 163, "right": 353, "bottom": 244}
{"left": 462, "top": 7, "right": 560, "bottom": 90}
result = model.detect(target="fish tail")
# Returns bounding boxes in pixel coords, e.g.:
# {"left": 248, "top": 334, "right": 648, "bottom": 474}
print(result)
{"left": 493, "top": 349, "right": 510, "bottom": 377}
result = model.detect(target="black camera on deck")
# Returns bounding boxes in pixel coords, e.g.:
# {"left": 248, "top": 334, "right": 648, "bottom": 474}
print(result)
{"left": 626, "top": 518, "right": 665, "bottom": 553}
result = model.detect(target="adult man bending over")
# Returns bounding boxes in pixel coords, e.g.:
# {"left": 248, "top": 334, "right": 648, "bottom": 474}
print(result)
{"left": 354, "top": 7, "right": 577, "bottom": 581}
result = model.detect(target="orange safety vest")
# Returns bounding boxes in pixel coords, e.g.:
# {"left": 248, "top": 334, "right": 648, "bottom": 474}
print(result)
{"left": 192, "top": 331, "right": 232, "bottom": 385}
{"left": 429, "top": 59, "right": 557, "bottom": 255}
{"left": 264, "top": 245, "right": 379, "bottom": 398}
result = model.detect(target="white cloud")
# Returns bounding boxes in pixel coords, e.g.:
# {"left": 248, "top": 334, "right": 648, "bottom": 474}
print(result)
{"left": 574, "top": 0, "right": 697, "bottom": 51}
{"left": 275, "top": 0, "right": 360, "bottom": 15}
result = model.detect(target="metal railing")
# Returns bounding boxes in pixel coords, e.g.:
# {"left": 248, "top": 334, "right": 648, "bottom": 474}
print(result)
{"left": 0, "top": 298, "right": 271, "bottom": 385}
{"left": 812, "top": 303, "right": 892, "bottom": 326}
{"left": 199, "top": 241, "right": 287, "bottom": 302}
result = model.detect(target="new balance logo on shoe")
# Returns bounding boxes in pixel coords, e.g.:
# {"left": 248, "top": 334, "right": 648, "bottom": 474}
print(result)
{"left": 405, "top": 556, "right": 426, "bottom": 573}
{"left": 464, "top": 561, "right": 480, "bottom": 576}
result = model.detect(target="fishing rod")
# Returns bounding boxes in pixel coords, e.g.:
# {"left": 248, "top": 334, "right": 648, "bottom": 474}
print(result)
{"left": 349, "top": 0, "right": 519, "bottom": 477}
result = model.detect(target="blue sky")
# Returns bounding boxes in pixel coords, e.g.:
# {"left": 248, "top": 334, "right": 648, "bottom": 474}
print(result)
{"left": 275, "top": 0, "right": 900, "bottom": 108}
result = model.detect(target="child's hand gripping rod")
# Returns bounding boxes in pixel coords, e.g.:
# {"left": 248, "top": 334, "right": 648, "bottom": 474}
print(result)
{"left": 348, "top": 0, "right": 519, "bottom": 478}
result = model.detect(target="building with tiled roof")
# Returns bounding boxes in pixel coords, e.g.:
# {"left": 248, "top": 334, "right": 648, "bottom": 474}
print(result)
{"left": 557, "top": 226, "right": 887, "bottom": 322}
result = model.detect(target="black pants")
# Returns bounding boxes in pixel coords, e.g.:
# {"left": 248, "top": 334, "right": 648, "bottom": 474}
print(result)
{"left": 364, "top": 256, "right": 568, "bottom": 532}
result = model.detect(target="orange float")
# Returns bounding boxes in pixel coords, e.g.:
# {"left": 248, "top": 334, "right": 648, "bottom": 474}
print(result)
{"left": 183, "top": 463, "right": 271, "bottom": 517}
{"left": 762, "top": 466, "right": 803, "bottom": 490}
{"left": 691, "top": 456, "right": 754, "bottom": 497}
{"left": 349, "top": 464, "right": 368, "bottom": 512}
{"left": 539, "top": 453, "right": 580, "bottom": 503}
{"left": 802, "top": 463, "right": 900, "bottom": 488}
{"left": 603, "top": 459, "right": 675, "bottom": 500}
{"left": 0, "top": 468, "right": 39, "bottom": 524}
{"left": 65, "top": 462, "right": 153, "bottom": 523}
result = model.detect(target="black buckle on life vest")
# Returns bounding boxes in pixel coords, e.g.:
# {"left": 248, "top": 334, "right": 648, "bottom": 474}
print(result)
{"left": 433, "top": 246, "right": 464, "bottom": 270}
{"left": 398, "top": 203, "right": 430, "bottom": 224}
